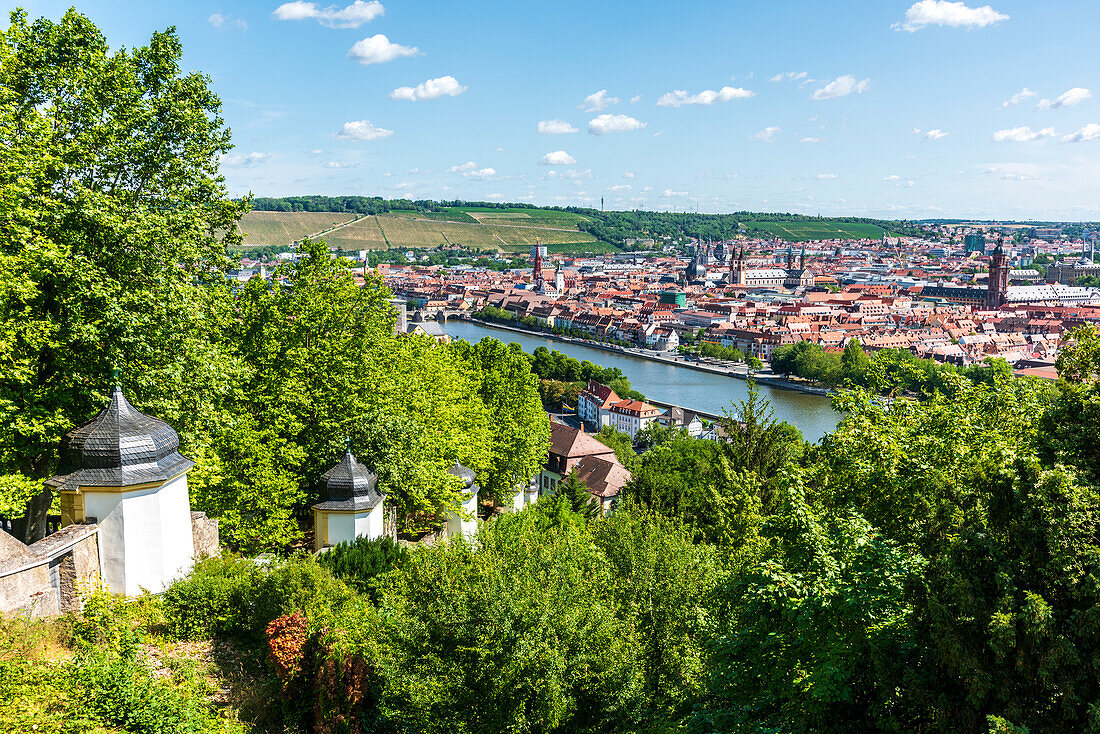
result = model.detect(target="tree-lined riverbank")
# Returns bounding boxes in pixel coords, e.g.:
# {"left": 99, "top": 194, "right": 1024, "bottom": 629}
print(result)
{"left": 445, "top": 320, "right": 841, "bottom": 441}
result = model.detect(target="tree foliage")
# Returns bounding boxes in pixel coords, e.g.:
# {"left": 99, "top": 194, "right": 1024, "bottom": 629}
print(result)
{"left": 0, "top": 8, "right": 244, "bottom": 538}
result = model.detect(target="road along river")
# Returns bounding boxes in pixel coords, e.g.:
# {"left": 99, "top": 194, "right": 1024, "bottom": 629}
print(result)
{"left": 444, "top": 321, "right": 841, "bottom": 442}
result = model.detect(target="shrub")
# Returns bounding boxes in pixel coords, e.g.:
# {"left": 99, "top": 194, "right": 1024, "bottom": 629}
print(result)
{"left": 163, "top": 554, "right": 361, "bottom": 641}
{"left": 317, "top": 536, "right": 409, "bottom": 601}
{"left": 266, "top": 611, "right": 309, "bottom": 688}
{"left": 250, "top": 558, "right": 361, "bottom": 634}
{"left": 162, "top": 555, "right": 257, "bottom": 640}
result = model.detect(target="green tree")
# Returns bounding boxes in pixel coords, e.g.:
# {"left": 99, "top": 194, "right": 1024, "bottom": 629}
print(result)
{"left": 1040, "top": 324, "right": 1100, "bottom": 485}
{"left": 696, "top": 474, "right": 925, "bottom": 733}
{"left": 594, "top": 425, "right": 637, "bottom": 468}
{"left": 228, "top": 238, "right": 494, "bottom": 532}
{"left": 720, "top": 382, "right": 804, "bottom": 491}
{"left": 0, "top": 9, "right": 245, "bottom": 539}
{"left": 841, "top": 338, "right": 870, "bottom": 384}
{"left": 626, "top": 434, "right": 764, "bottom": 547}
{"left": 451, "top": 338, "right": 550, "bottom": 504}
{"left": 559, "top": 468, "right": 599, "bottom": 519}
{"left": 593, "top": 504, "right": 722, "bottom": 720}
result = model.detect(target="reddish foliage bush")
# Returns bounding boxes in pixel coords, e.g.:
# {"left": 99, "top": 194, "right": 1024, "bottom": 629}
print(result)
{"left": 313, "top": 647, "right": 373, "bottom": 734}
{"left": 266, "top": 610, "right": 309, "bottom": 687}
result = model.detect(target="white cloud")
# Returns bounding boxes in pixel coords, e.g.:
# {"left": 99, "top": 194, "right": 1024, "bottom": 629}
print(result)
{"left": 323, "top": 161, "right": 356, "bottom": 168}
{"left": 769, "top": 71, "right": 807, "bottom": 83}
{"left": 448, "top": 161, "right": 495, "bottom": 179}
{"left": 347, "top": 34, "right": 418, "bottom": 65}
{"left": 893, "top": 1, "right": 1008, "bottom": 32}
{"left": 663, "top": 189, "right": 688, "bottom": 197}
{"left": 923, "top": 128, "right": 949, "bottom": 140}
{"left": 1001, "top": 87, "right": 1036, "bottom": 108}
{"left": 800, "top": 137, "right": 821, "bottom": 143}
{"left": 588, "top": 114, "right": 646, "bottom": 135}
{"left": 389, "top": 75, "right": 466, "bottom": 101}
{"left": 537, "top": 119, "right": 579, "bottom": 135}
{"left": 307, "top": 149, "right": 324, "bottom": 155}
{"left": 656, "top": 86, "right": 755, "bottom": 107}
{"left": 1036, "top": 87, "right": 1092, "bottom": 110}
{"left": 556, "top": 168, "right": 593, "bottom": 180}
{"left": 580, "top": 89, "right": 621, "bottom": 112}
{"left": 623, "top": 171, "right": 635, "bottom": 179}
{"left": 539, "top": 150, "right": 577, "bottom": 166}
{"left": 817, "top": 173, "right": 838, "bottom": 180}
{"left": 464, "top": 168, "right": 496, "bottom": 181}
{"left": 337, "top": 120, "right": 394, "bottom": 140}
{"left": 749, "top": 126, "right": 780, "bottom": 142}
{"left": 1062, "top": 123, "right": 1100, "bottom": 143}
{"left": 222, "top": 152, "right": 268, "bottom": 167}
{"left": 607, "top": 184, "right": 631, "bottom": 191}
{"left": 272, "top": 0, "right": 383, "bottom": 28}
{"left": 629, "top": 95, "right": 642, "bottom": 103}
{"left": 208, "top": 13, "right": 247, "bottom": 31}
{"left": 992, "top": 126, "right": 1056, "bottom": 142}
{"left": 882, "top": 174, "right": 901, "bottom": 181}
{"left": 810, "top": 75, "right": 870, "bottom": 100}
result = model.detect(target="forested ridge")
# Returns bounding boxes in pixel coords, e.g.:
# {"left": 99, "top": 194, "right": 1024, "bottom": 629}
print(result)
{"left": 5, "top": 9, "right": 1100, "bottom": 734}
{"left": 248, "top": 195, "right": 925, "bottom": 245}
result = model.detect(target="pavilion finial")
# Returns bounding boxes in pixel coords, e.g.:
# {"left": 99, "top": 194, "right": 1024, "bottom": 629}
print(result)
{"left": 343, "top": 436, "right": 352, "bottom": 454}
{"left": 111, "top": 366, "right": 122, "bottom": 389}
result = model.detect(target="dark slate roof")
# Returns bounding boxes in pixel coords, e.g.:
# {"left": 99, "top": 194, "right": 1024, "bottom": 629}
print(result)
{"left": 45, "top": 386, "right": 194, "bottom": 490}
{"left": 312, "top": 449, "right": 384, "bottom": 512}
{"left": 684, "top": 254, "right": 707, "bottom": 281}
{"left": 447, "top": 462, "right": 477, "bottom": 491}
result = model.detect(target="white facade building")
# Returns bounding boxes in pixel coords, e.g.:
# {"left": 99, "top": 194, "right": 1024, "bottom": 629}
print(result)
{"left": 312, "top": 445, "right": 386, "bottom": 551}
{"left": 443, "top": 462, "right": 479, "bottom": 538}
{"left": 608, "top": 399, "right": 661, "bottom": 439}
{"left": 47, "top": 385, "right": 197, "bottom": 596}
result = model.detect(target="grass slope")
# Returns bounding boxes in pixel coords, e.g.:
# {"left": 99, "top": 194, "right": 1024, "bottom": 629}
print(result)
{"left": 238, "top": 211, "right": 357, "bottom": 246}
{"left": 321, "top": 214, "right": 601, "bottom": 252}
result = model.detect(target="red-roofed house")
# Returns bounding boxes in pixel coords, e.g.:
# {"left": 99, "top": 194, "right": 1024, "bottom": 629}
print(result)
{"left": 539, "top": 421, "right": 630, "bottom": 511}
{"left": 577, "top": 380, "right": 621, "bottom": 429}
{"left": 609, "top": 398, "right": 661, "bottom": 439}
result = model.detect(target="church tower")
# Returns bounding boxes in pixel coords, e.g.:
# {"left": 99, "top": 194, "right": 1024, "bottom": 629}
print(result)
{"left": 786, "top": 243, "right": 794, "bottom": 270}
{"left": 531, "top": 241, "right": 547, "bottom": 293}
{"left": 554, "top": 262, "right": 565, "bottom": 294}
{"left": 987, "top": 238, "right": 1010, "bottom": 309}
{"left": 730, "top": 247, "right": 746, "bottom": 286}
{"left": 799, "top": 244, "right": 806, "bottom": 271}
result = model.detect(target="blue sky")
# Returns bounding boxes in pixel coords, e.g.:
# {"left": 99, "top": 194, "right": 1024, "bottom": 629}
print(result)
{"left": 5, "top": 0, "right": 1100, "bottom": 220}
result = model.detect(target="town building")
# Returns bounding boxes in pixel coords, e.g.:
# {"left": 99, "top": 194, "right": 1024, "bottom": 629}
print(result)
{"left": 540, "top": 421, "right": 630, "bottom": 513}
{"left": 609, "top": 398, "right": 661, "bottom": 439}
{"left": 577, "top": 380, "right": 621, "bottom": 430}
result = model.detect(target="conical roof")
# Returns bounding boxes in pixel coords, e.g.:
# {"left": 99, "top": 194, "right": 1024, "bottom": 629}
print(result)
{"left": 46, "top": 386, "right": 194, "bottom": 490}
{"left": 313, "top": 448, "right": 383, "bottom": 512}
{"left": 447, "top": 461, "right": 477, "bottom": 490}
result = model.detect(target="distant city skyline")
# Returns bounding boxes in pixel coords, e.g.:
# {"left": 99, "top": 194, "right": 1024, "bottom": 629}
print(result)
{"left": 5, "top": 0, "right": 1100, "bottom": 219}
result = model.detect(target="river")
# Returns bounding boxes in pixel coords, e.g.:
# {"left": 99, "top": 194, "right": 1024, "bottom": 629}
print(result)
{"left": 444, "top": 321, "right": 841, "bottom": 442}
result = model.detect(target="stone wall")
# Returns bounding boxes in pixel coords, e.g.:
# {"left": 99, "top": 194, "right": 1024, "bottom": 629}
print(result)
{"left": 191, "top": 512, "right": 220, "bottom": 559}
{"left": 0, "top": 524, "right": 99, "bottom": 618}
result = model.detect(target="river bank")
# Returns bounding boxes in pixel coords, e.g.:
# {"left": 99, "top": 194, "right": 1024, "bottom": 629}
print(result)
{"left": 461, "top": 317, "right": 832, "bottom": 398}
{"left": 446, "top": 320, "right": 841, "bottom": 441}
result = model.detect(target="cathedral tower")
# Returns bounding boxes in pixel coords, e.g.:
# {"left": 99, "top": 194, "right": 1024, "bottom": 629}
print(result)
{"left": 987, "top": 238, "right": 1010, "bottom": 309}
